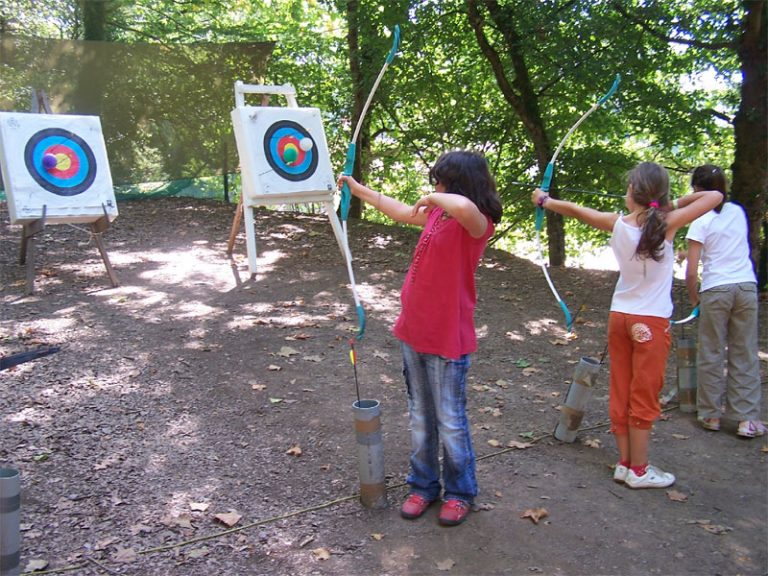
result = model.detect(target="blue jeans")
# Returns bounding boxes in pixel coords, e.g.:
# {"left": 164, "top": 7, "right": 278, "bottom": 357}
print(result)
{"left": 401, "top": 342, "right": 478, "bottom": 503}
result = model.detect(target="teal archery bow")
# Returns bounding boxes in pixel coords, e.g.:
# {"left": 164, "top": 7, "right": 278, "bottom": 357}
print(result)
{"left": 339, "top": 25, "right": 401, "bottom": 339}
{"left": 671, "top": 305, "right": 699, "bottom": 325}
{"left": 535, "top": 73, "right": 621, "bottom": 332}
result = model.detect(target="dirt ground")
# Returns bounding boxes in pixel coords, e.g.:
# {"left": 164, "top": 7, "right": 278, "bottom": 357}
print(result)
{"left": 1, "top": 197, "right": 766, "bottom": 576}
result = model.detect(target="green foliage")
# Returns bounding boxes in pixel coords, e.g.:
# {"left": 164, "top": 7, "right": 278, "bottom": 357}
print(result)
{"left": 1, "top": 0, "right": 751, "bottom": 262}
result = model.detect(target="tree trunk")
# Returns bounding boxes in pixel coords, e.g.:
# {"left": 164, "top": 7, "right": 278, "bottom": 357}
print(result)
{"left": 467, "top": 0, "right": 565, "bottom": 266}
{"left": 345, "top": 0, "right": 364, "bottom": 219}
{"left": 730, "top": 0, "right": 766, "bottom": 273}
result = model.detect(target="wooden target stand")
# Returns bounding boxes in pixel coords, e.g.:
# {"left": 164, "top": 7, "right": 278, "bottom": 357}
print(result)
{"left": 17, "top": 91, "right": 119, "bottom": 294}
{"left": 227, "top": 83, "right": 349, "bottom": 277}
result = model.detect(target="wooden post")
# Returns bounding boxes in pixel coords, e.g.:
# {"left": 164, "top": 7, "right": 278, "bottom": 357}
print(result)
{"left": 90, "top": 206, "right": 119, "bottom": 288}
{"left": 20, "top": 207, "right": 47, "bottom": 295}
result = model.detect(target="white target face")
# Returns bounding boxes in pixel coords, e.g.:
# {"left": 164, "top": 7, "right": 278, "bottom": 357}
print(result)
{"left": 0, "top": 112, "right": 117, "bottom": 224}
{"left": 231, "top": 107, "right": 335, "bottom": 204}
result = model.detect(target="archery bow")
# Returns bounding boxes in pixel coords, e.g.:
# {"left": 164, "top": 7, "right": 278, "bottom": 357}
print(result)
{"left": 535, "top": 73, "right": 621, "bottom": 332}
{"left": 671, "top": 305, "right": 700, "bottom": 325}
{"left": 339, "top": 25, "right": 401, "bottom": 340}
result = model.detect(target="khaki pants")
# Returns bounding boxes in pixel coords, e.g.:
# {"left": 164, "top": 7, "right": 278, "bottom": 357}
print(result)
{"left": 696, "top": 282, "right": 761, "bottom": 421}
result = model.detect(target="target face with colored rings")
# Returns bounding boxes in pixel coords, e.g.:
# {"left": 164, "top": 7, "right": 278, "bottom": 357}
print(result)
{"left": 263, "top": 120, "right": 318, "bottom": 181}
{"left": 24, "top": 128, "right": 97, "bottom": 196}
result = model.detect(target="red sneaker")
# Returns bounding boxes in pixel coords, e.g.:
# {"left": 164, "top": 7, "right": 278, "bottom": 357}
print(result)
{"left": 438, "top": 499, "right": 470, "bottom": 526}
{"left": 400, "top": 493, "right": 433, "bottom": 519}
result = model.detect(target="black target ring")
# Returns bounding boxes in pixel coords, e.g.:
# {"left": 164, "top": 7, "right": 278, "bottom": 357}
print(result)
{"left": 263, "top": 120, "right": 318, "bottom": 182}
{"left": 24, "top": 127, "right": 97, "bottom": 196}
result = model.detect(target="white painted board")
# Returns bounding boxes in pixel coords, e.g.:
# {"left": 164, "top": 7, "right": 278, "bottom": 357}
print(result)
{"left": 0, "top": 112, "right": 118, "bottom": 224}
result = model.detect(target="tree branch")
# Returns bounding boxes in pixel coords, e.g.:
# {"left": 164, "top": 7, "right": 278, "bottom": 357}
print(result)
{"left": 610, "top": 1, "right": 736, "bottom": 51}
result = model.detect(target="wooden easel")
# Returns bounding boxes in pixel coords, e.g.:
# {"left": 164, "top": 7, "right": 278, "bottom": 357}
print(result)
{"left": 228, "top": 84, "right": 349, "bottom": 277}
{"left": 18, "top": 90, "right": 119, "bottom": 294}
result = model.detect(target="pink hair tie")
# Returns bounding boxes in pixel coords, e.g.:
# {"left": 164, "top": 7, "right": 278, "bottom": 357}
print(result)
{"left": 649, "top": 201, "right": 660, "bottom": 209}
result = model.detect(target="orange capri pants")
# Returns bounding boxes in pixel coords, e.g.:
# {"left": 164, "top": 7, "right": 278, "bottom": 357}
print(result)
{"left": 608, "top": 311, "right": 671, "bottom": 435}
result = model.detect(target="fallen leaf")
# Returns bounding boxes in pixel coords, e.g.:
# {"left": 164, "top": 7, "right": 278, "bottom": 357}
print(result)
{"left": 302, "top": 355, "right": 323, "bottom": 362}
{"left": 666, "top": 490, "right": 688, "bottom": 502}
{"left": 521, "top": 507, "right": 549, "bottom": 524}
{"left": 487, "top": 439, "right": 501, "bottom": 447}
{"left": 161, "top": 513, "right": 193, "bottom": 529}
{"left": 700, "top": 523, "right": 732, "bottom": 535}
{"left": 286, "top": 444, "right": 303, "bottom": 457}
{"left": 187, "top": 547, "right": 209, "bottom": 559}
{"left": 251, "top": 383, "right": 266, "bottom": 391}
{"left": 761, "top": 445, "right": 768, "bottom": 453}
{"left": 583, "top": 438, "right": 601, "bottom": 448}
{"left": 113, "top": 547, "right": 138, "bottom": 563}
{"left": 436, "top": 558, "right": 456, "bottom": 571}
{"left": 507, "top": 440, "right": 533, "bottom": 449}
{"left": 522, "top": 367, "right": 541, "bottom": 376}
{"left": 214, "top": 511, "right": 242, "bottom": 527}
{"left": 25, "top": 559, "right": 49, "bottom": 571}
{"left": 515, "top": 359, "right": 531, "bottom": 368}
{"left": 370, "top": 533, "right": 385, "bottom": 541}
{"left": 671, "top": 434, "right": 690, "bottom": 440}
{"left": 519, "top": 431, "right": 535, "bottom": 439}
{"left": 278, "top": 346, "right": 299, "bottom": 357}
{"left": 269, "top": 397, "right": 284, "bottom": 404}
{"left": 267, "top": 364, "right": 282, "bottom": 371}
{"left": 372, "top": 350, "right": 389, "bottom": 359}
{"left": 129, "top": 523, "right": 152, "bottom": 535}
{"left": 548, "top": 338, "right": 569, "bottom": 346}
{"left": 190, "top": 502, "right": 210, "bottom": 512}
{"left": 476, "top": 502, "right": 495, "bottom": 511}
{"left": 312, "top": 547, "right": 331, "bottom": 560}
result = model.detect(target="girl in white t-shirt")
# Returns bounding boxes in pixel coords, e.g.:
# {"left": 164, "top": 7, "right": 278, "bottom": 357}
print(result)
{"left": 532, "top": 162, "right": 721, "bottom": 488}
{"left": 685, "top": 165, "right": 764, "bottom": 438}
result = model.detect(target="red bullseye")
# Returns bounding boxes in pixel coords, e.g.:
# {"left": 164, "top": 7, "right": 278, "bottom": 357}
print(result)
{"left": 45, "top": 144, "right": 80, "bottom": 178}
{"left": 277, "top": 135, "right": 305, "bottom": 166}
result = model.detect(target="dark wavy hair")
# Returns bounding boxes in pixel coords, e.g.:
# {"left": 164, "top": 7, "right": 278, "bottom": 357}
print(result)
{"left": 628, "top": 162, "right": 670, "bottom": 262}
{"left": 428, "top": 151, "right": 503, "bottom": 223}
{"left": 691, "top": 164, "right": 727, "bottom": 213}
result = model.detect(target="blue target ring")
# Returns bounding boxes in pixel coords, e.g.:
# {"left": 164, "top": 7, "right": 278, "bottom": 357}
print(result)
{"left": 24, "top": 128, "right": 96, "bottom": 196}
{"left": 263, "top": 120, "right": 318, "bottom": 182}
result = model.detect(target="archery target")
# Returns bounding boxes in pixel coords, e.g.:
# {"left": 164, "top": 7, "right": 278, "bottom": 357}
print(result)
{"left": 231, "top": 107, "right": 335, "bottom": 203}
{"left": 0, "top": 112, "right": 117, "bottom": 224}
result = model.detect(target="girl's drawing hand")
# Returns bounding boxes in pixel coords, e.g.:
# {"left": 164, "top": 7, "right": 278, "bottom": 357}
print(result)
{"left": 531, "top": 188, "right": 548, "bottom": 206}
{"left": 411, "top": 194, "right": 436, "bottom": 217}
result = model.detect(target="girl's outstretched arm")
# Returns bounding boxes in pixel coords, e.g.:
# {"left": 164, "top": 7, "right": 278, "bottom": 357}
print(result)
{"left": 411, "top": 193, "right": 488, "bottom": 238}
{"left": 531, "top": 188, "right": 618, "bottom": 232}
{"left": 337, "top": 174, "right": 428, "bottom": 227}
{"left": 665, "top": 190, "right": 722, "bottom": 236}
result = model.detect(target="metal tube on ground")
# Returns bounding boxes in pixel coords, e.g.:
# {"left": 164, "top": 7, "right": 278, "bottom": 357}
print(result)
{"left": 352, "top": 399, "right": 387, "bottom": 509}
{"left": 554, "top": 356, "right": 601, "bottom": 443}
{"left": 0, "top": 468, "right": 20, "bottom": 576}
{"left": 676, "top": 337, "right": 697, "bottom": 414}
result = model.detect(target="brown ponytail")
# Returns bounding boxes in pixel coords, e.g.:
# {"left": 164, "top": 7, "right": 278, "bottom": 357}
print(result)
{"left": 628, "top": 162, "right": 669, "bottom": 262}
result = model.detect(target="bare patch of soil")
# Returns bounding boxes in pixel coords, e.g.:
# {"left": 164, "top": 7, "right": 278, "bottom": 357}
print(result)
{"left": 1, "top": 198, "right": 766, "bottom": 576}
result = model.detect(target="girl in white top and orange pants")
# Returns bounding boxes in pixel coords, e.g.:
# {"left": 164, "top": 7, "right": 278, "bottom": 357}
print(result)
{"left": 532, "top": 162, "right": 721, "bottom": 488}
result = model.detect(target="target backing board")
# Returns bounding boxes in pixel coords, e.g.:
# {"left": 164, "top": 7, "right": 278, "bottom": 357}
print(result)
{"left": 0, "top": 112, "right": 118, "bottom": 224}
{"left": 231, "top": 107, "right": 335, "bottom": 205}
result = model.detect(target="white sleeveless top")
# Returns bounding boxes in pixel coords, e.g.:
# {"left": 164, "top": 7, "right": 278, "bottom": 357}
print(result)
{"left": 609, "top": 216, "right": 674, "bottom": 318}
